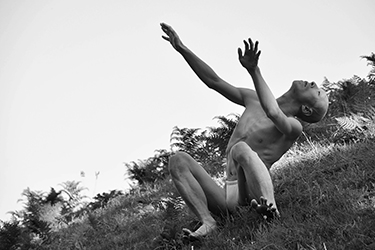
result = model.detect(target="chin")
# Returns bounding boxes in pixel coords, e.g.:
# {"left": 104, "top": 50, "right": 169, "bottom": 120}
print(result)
{"left": 291, "top": 80, "right": 304, "bottom": 90}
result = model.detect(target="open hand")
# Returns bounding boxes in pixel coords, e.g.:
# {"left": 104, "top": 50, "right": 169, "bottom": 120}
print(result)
{"left": 251, "top": 196, "right": 279, "bottom": 222}
{"left": 160, "top": 23, "right": 183, "bottom": 52}
{"left": 238, "top": 38, "right": 261, "bottom": 72}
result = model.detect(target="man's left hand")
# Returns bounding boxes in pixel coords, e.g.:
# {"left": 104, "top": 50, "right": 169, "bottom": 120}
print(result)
{"left": 238, "top": 38, "right": 261, "bottom": 72}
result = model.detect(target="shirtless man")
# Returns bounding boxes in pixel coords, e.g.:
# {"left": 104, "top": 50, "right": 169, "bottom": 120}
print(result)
{"left": 160, "top": 23, "right": 329, "bottom": 238}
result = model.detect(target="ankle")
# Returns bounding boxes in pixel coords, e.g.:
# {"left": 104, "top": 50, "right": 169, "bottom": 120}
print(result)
{"left": 202, "top": 218, "right": 217, "bottom": 228}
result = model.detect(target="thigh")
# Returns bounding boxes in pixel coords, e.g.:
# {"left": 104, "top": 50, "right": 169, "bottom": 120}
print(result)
{"left": 172, "top": 152, "right": 227, "bottom": 215}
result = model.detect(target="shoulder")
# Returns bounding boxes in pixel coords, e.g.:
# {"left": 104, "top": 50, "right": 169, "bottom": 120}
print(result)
{"left": 238, "top": 88, "right": 258, "bottom": 105}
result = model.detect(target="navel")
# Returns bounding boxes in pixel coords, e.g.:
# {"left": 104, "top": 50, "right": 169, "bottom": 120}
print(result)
{"left": 258, "top": 138, "right": 263, "bottom": 144}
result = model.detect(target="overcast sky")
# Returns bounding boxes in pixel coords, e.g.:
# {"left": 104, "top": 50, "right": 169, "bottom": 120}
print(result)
{"left": 1, "top": 0, "right": 374, "bottom": 221}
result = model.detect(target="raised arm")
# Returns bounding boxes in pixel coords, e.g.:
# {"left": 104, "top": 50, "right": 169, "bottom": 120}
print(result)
{"left": 161, "top": 23, "right": 248, "bottom": 106}
{"left": 238, "top": 39, "right": 302, "bottom": 138}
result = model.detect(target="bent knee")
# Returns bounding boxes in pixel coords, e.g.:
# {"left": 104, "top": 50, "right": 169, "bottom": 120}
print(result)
{"left": 168, "top": 151, "right": 192, "bottom": 176}
{"left": 231, "top": 142, "right": 258, "bottom": 164}
{"left": 169, "top": 151, "right": 191, "bottom": 166}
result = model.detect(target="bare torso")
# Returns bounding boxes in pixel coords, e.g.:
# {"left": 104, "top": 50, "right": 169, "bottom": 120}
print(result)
{"left": 225, "top": 89, "right": 301, "bottom": 178}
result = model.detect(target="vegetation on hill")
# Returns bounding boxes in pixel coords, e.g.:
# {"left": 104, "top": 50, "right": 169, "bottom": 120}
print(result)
{"left": 1, "top": 53, "right": 375, "bottom": 250}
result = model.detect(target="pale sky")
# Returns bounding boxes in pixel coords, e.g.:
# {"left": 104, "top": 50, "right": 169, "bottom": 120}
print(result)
{"left": 1, "top": 0, "right": 374, "bottom": 221}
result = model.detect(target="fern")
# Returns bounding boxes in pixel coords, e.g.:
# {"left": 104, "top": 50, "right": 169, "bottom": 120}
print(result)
{"left": 352, "top": 104, "right": 375, "bottom": 120}
{"left": 335, "top": 116, "right": 364, "bottom": 131}
{"left": 361, "top": 52, "right": 375, "bottom": 82}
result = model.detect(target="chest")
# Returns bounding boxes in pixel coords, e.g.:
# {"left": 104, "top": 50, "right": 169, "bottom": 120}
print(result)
{"left": 237, "top": 109, "right": 281, "bottom": 139}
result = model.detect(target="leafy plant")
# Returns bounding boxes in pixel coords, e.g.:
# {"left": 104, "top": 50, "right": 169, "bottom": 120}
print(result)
{"left": 361, "top": 52, "right": 375, "bottom": 83}
{"left": 126, "top": 149, "right": 172, "bottom": 186}
{"left": 303, "top": 56, "right": 375, "bottom": 144}
{"left": 170, "top": 114, "right": 239, "bottom": 176}
{"left": 88, "top": 190, "right": 124, "bottom": 210}
{"left": 0, "top": 220, "right": 31, "bottom": 250}
{"left": 44, "top": 188, "right": 63, "bottom": 206}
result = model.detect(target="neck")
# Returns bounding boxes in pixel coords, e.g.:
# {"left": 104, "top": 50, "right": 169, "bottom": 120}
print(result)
{"left": 276, "top": 93, "right": 300, "bottom": 116}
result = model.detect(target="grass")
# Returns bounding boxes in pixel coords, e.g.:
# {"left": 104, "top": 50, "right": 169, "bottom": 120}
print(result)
{"left": 44, "top": 139, "right": 375, "bottom": 250}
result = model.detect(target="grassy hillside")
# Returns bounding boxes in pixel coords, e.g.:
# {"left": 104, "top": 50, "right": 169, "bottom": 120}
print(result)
{"left": 43, "top": 138, "right": 375, "bottom": 250}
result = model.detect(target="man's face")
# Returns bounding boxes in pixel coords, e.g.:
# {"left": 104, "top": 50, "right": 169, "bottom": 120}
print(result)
{"left": 291, "top": 80, "right": 328, "bottom": 107}
{"left": 291, "top": 80, "right": 329, "bottom": 122}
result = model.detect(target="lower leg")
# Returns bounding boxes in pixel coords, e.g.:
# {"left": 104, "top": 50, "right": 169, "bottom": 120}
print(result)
{"left": 169, "top": 152, "right": 225, "bottom": 237}
{"left": 172, "top": 171, "right": 217, "bottom": 232}
{"left": 241, "top": 163, "right": 277, "bottom": 209}
{"left": 239, "top": 160, "right": 280, "bottom": 219}
{"left": 232, "top": 143, "right": 279, "bottom": 215}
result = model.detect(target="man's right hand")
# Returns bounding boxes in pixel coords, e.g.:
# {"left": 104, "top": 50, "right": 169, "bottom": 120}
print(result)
{"left": 161, "top": 23, "right": 183, "bottom": 52}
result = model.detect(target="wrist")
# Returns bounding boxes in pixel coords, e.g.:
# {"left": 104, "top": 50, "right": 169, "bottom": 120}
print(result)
{"left": 247, "top": 66, "right": 260, "bottom": 76}
{"left": 176, "top": 43, "right": 187, "bottom": 53}
{"left": 178, "top": 44, "right": 191, "bottom": 56}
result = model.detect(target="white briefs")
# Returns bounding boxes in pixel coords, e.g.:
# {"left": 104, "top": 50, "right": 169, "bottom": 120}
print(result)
{"left": 225, "top": 180, "right": 239, "bottom": 211}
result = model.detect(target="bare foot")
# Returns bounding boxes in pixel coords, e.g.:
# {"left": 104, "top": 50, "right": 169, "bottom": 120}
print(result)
{"left": 251, "top": 196, "right": 280, "bottom": 221}
{"left": 182, "top": 222, "right": 217, "bottom": 240}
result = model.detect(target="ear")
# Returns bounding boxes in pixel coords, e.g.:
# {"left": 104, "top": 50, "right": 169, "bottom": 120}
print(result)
{"left": 301, "top": 105, "right": 313, "bottom": 116}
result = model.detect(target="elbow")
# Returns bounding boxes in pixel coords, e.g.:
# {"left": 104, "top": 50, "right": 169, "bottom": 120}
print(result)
{"left": 206, "top": 81, "right": 214, "bottom": 89}
{"left": 205, "top": 77, "right": 221, "bottom": 90}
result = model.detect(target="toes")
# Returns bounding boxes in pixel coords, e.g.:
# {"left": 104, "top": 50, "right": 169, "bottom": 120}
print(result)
{"left": 251, "top": 199, "right": 258, "bottom": 209}
{"left": 260, "top": 196, "right": 266, "bottom": 205}
{"left": 260, "top": 196, "right": 270, "bottom": 206}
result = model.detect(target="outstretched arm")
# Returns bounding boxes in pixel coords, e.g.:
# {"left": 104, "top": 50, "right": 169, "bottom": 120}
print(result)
{"left": 238, "top": 39, "right": 302, "bottom": 138}
{"left": 238, "top": 39, "right": 277, "bottom": 115}
{"left": 161, "top": 23, "right": 248, "bottom": 106}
